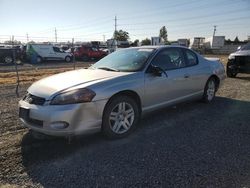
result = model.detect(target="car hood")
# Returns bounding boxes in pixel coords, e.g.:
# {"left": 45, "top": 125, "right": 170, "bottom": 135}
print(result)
{"left": 230, "top": 50, "right": 250, "bottom": 57}
{"left": 28, "top": 69, "right": 132, "bottom": 99}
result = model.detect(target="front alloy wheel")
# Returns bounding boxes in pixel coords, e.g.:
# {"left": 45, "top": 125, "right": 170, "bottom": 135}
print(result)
{"left": 4, "top": 56, "right": 13, "bottom": 64}
{"left": 226, "top": 61, "right": 237, "bottom": 78}
{"left": 102, "top": 96, "right": 139, "bottom": 138}
{"left": 65, "top": 56, "right": 71, "bottom": 62}
{"left": 109, "top": 102, "right": 135, "bottom": 134}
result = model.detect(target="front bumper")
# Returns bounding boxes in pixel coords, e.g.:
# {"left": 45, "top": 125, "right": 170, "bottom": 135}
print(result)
{"left": 18, "top": 99, "right": 108, "bottom": 136}
{"left": 227, "top": 57, "right": 250, "bottom": 73}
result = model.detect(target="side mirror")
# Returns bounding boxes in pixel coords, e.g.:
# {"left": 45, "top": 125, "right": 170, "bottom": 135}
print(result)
{"left": 150, "top": 65, "right": 167, "bottom": 77}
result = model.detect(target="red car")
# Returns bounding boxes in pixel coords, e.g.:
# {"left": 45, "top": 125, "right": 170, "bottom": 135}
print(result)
{"left": 74, "top": 46, "right": 107, "bottom": 61}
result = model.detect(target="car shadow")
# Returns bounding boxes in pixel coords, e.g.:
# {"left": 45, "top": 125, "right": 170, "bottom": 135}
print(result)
{"left": 21, "top": 97, "right": 250, "bottom": 187}
{"left": 235, "top": 75, "right": 250, "bottom": 81}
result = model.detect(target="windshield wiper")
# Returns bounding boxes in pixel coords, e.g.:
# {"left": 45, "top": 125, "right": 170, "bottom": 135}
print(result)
{"left": 97, "top": 67, "right": 120, "bottom": 72}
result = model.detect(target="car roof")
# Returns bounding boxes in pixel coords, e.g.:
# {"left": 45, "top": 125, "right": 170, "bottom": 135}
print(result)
{"left": 130, "top": 45, "right": 189, "bottom": 50}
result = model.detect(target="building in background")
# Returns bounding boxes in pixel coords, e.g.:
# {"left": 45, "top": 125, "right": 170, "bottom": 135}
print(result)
{"left": 190, "top": 37, "right": 205, "bottom": 50}
{"left": 151, "top": 37, "right": 164, "bottom": 46}
{"left": 177, "top": 39, "right": 189, "bottom": 47}
{"left": 205, "top": 36, "right": 225, "bottom": 49}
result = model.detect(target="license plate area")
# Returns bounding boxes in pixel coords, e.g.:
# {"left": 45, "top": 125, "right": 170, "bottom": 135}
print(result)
{"left": 19, "top": 107, "right": 43, "bottom": 127}
{"left": 19, "top": 107, "right": 30, "bottom": 121}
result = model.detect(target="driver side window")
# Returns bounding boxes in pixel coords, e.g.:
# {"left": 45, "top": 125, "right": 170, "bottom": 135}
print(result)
{"left": 152, "top": 48, "right": 185, "bottom": 70}
{"left": 53, "top": 47, "right": 60, "bottom": 53}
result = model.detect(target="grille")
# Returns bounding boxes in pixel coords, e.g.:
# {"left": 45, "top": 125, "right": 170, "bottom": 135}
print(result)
{"left": 23, "top": 93, "right": 45, "bottom": 105}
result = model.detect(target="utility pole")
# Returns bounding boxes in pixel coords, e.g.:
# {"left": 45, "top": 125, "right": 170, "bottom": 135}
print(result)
{"left": 72, "top": 38, "right": 76, "bottom": 70}
{"left": 12, "top": 35, "right": 20, "bottom": 97}
{"left": 26, "top": 33, "right": 29, "bottom": 43}
{"left": 213, "top": 25, "right": 217, "bottom": 37}
{"left": 112, "top": 15, "right": 118, "bottom": 52}
{"left": 115, "top": 15, "right": 117, "bottom": 33}
{"left": 55, "top": 27, "right": 57, "bottom": 43}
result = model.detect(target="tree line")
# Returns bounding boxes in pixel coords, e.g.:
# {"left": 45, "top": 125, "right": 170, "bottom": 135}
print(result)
{"left": 114, "top": 26, "right": 169, "bottom": 46}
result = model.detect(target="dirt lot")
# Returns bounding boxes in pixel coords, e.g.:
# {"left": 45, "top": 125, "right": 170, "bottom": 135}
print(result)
{"left": 0, "top": 57, "right": 250, "bottom": 187}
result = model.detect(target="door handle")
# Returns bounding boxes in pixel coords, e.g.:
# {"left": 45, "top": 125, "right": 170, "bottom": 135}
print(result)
{"left": 184, "top": 74, "right": 190, "bottom": 78}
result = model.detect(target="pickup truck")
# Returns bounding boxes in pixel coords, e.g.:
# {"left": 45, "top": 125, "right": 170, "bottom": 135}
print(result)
{"left": 74, "top": 46, "right": 107, "bottom": 61}
{"left": 0, "top": 47, "right": 21, "bottom": 64}
{"left": 227, "top": 43, "right": 250, "bottom": 77}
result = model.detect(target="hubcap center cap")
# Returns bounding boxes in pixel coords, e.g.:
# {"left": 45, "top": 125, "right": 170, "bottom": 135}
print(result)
{"left": 119, "top": 114, "right": 125, "bottom": 121}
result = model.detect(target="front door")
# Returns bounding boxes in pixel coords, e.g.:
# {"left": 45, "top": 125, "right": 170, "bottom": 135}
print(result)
{"left": 144, "top": 48, "right": 190, "bottom": 109}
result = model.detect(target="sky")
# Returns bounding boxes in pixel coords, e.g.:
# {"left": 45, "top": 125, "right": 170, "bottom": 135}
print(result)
{"left": 0, "top": 0, "right": 250, "bottom": 43}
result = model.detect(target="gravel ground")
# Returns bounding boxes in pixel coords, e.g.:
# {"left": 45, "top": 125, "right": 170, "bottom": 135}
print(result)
{"left": 0, "top": 61, "right": 250, "bottom": 187}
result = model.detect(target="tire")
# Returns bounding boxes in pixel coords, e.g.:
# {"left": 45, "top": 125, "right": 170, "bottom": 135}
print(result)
{"left": 227, "top": 69, "right": 237, "bottom": 78}
{"left": 4, "top": 56, "right": 13, "bottom": 64}
{"left": 82, "top": 55, "right": 89, "bottom": 62}
{"left": 99, "top": 55, "right": 106, "bottom": 60}
{"left": 37, "top": 56, "right": 42, "bottom": 63}
{"left": 202, "top": 77, "right": 216, "bottom": 103}
{"left": 102, "top": 95, "right": 140, "bottom": 139}
{"left": 65, "top": 56, "right": 72, "bottom": 62}
{"left": 226, "top": 61, "right": 237, "bottom": 78}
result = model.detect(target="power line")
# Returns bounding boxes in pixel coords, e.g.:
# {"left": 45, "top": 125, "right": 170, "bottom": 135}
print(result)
{"left": 119, "top": 8, "right": 249, "bottom": 27}
{"left": 118, "top": 0, "right": 202, "bottom": 20}
{"left": 123, "top": 16, "right": 250, "bottom": 33}
{"left": 119, "top": 0, "right": 239, "bottom": 21}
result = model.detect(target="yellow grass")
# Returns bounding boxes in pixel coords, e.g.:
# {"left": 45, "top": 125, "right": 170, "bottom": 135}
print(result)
{"left": 0, "top": 68, "right": 73, "bottom": 85}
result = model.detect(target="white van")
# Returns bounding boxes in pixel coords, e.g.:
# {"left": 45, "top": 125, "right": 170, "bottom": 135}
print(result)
{"left": 26, "top": 44, "right": 72, "bottom": 63}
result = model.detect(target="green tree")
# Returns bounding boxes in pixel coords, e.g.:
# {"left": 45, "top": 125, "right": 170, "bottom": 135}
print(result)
{"left": 131, "top": 39, "right": 139, "bottom": 46}
{"left": 114, "top": 30, "right": 129, "bottom": 41}
{"left": 141, "top": 38, "right": 151, "bottom": 45}
{"left": 159, "top": 26, "right": 168, "bottom": 44}
{"left": 234, "top": 36, "right": 240, "bottom": 43}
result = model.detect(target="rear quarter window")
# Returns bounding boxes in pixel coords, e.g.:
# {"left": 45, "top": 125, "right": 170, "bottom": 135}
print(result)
{"left": 184, "top": 49, "right": 198, "bottom": 67}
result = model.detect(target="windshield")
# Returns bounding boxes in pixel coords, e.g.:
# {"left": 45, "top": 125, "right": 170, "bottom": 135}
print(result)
{"left": 90, "top": 48, "right": 154, "bottom": 72}
{"left": 241, "top": 43, "right": 250, "bottom": 51}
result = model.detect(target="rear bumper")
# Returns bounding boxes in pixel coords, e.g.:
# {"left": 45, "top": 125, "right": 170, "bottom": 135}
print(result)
{"left": 19, "top": 99, "right": 108, "bottom": 136}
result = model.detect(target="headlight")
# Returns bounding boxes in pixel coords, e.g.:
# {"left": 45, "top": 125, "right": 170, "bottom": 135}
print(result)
{"left": 50, "top": 88, "right": 96, "bottom": 105}
{"left": 228, "top": 54, "right": 235, "bottom": 60}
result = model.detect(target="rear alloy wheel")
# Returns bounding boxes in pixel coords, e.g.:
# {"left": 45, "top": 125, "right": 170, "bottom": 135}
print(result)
{"left": 65, "top": 56, "right": 72, "bottom": 62}
{"left": 37, "top": 56, "right": 42, "bottom": 63}
{"left": 202, "top": 78, "right": 216, "bottom": 103}
{"left": 4, "top": 56, "right": 13, "bottom": 64}
{"left": 102, "top": 96, "right": 140, "bottom": 139}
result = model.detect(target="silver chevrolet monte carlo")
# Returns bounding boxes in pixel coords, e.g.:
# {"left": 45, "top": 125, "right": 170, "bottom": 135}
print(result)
{"left": 19, "top": 46, "right": 226, "bottom": 138}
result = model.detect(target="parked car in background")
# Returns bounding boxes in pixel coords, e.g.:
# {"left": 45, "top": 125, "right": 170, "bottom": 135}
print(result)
{"left": 19, "top": 46, "right": 225, "bottom": 138}
{"left": 74, "top": 45, "right": 107, "bottom": 61}
{"left": 26, "top": 44, "right": 73, "bottom": 63}
{"left": 0, "top": 47, "right": 21, "bottom": 64}
{"left": 227, "top": 43, "right": 250, "bottom": 77}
